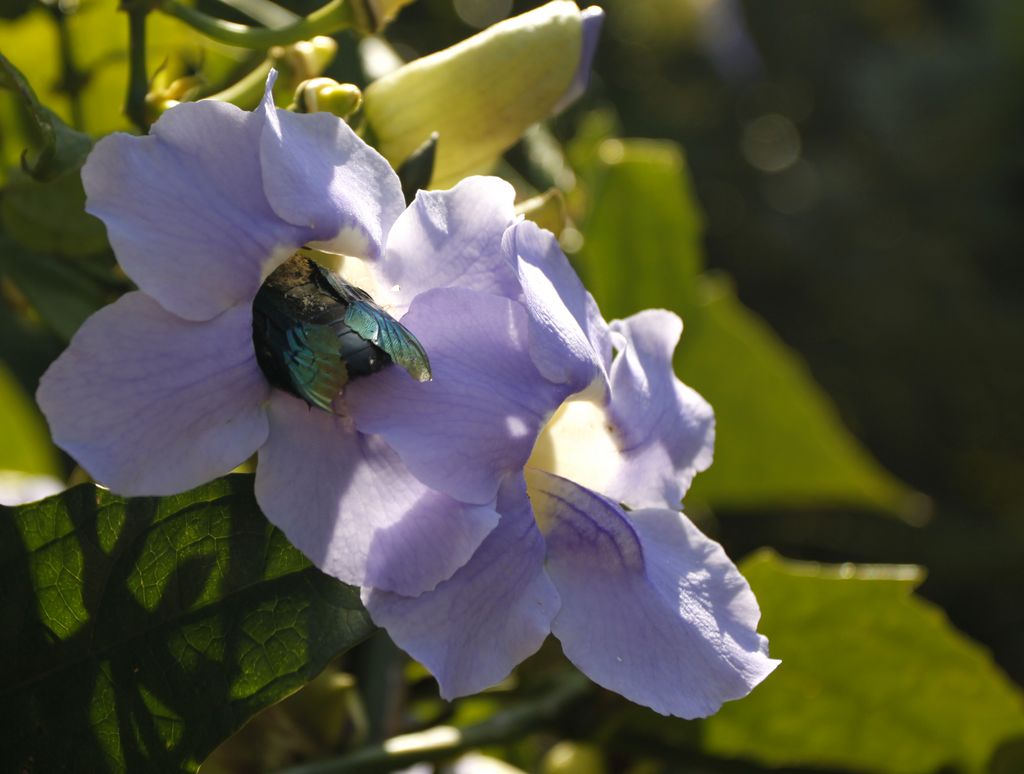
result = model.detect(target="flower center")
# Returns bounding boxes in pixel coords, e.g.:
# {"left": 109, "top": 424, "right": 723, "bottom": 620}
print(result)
{"left": 252, "top": 252, "right": 431, "bottom": 413}
{"left": 526, "top": 390, "right": 621, "bottom": 520}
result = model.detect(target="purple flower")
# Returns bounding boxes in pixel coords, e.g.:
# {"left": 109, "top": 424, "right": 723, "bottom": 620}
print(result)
{"left": 37, "top": 76, "right": 518, "bottom": 598}
{"left": 357, "top": 218, "right": 779, "bottom": 718}
{"left": 37, "top": 75, "right": 776, "bottom": 719}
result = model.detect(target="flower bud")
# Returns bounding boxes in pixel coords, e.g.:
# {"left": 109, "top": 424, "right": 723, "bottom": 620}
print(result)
{"left": 293, "top": 77, "right": 363, "bottom": 118}
{"left": 205, "top": 36, "right": 339, "bottom": 111}
{"left": 515, "top": 188, "right": 568, "bottom": 236}
{"left": 270, "top": 35, "right": 338, "bottom": 84}
{"left": 144, "top": 75, "right": 204, "bottom": 123}
{"left": 362, "top": 1, "right": 604, "bottom": 187}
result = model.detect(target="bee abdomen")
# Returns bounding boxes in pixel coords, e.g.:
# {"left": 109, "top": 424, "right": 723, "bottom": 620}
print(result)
{"left": 253, "top": 254, "right": 398, "bottom": 411}
{"left": 326, "top": 316, "right": 391, "bottom": 377}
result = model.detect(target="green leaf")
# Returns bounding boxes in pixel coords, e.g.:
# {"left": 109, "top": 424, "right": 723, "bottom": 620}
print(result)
{"left": 679, "top": 277, "right": 911, "bottom": 514}
{"left": 572, "top": 135, "right": 910, "bottom": 515}
{"left": 0, "top": 234, "right": 111, "bottom": 340}
{"left": 0, "top": 360, "right": 59, "bottom": 476}
{"left": 0, "top": 0, "right": 246, "bottom": 142}
{"left": 0, "top": 51, "right": 91, "bottom": 180}
{"left": 575, "top": 138, "right": 704, "bottom": 320}
{"left": 1, "top": 168, "right": 108, "bottom": 257}
{"left": 0, "top": 475, "right": 375, "bottom": 773}
{"left": 0, "top": 0, "right": 31, "bottom": 21}
{"left": 702, "top": 550, "right": 1024, "bottom": 774}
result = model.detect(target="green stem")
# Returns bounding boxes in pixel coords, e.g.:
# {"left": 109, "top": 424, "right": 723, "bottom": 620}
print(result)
{"left": 203, "top": 58, "right": 274, "bottom": 109}
{"left": 215, "top": 0, "right": 298, "bottom": 27}
{"left": 160, "top": 0, "right": 357, "bottom": 49}
{"left": 351, "top": 631, "right": 405, "bottom": 744}
{"left": 125, "top": 6, "right": 149, "bottom": 131}
{"left": 51, "top": 8, "right": 85, "bottom": 130}
{"left": 280, "top": 673, "right": 591, "bottom": 774}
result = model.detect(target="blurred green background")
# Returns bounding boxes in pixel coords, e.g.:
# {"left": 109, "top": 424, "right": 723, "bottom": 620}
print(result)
{"left": 2, "top": 0, "right": 1023, "bottom": 771}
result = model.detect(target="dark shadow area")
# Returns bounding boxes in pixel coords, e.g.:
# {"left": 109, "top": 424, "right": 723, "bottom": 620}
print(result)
{"left": 0, "top": 475, "right": 373, "bottom": 772}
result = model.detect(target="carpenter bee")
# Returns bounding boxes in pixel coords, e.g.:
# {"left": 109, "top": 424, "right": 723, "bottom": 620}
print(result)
{"left": 252, "top": 253, "right": 431, "bottom": 412}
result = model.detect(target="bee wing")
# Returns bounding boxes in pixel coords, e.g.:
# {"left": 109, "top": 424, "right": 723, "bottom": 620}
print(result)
{"left": 314, "top": 263, "right": 432, "bottom": 383}
{"left": 285, "top": 323, "right": 352, "bottom": 411}
{"left": 344, "top": 300, "right": 432, "bottom": 383}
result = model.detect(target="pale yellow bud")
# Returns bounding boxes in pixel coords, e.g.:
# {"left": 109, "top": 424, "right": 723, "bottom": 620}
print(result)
{"left": 293, "top": 78, "right": 363, "bottom": 118}
{"left": 362, "top": 1, "right": 603, "bottom": 187}
{"left": 515, "top": 188, "right": 569, "bottom": 236}
{"left": 144, "top": 76, "right": 204, "bottom": 123}
{"left": 271, "top": 35, "right": 339, "bottom": 83}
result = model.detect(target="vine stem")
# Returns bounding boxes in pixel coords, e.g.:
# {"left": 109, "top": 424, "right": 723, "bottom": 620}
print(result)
{"left": 51, "top": 7, "right": 85, "bottom": 130}
{"left": 125, "top": 5, "right": 149, "bottom": 132}
{"left": 202, "top": 58, "right": 274, "bottom": 109}
{"left": 280, "top": 673, "right": 592, "bottom": 774}
{"left": 159, "top": 0, "right": 358, "bottom": 49}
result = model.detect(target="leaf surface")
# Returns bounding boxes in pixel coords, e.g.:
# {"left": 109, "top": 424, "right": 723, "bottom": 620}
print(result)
{"left": 0, "top": 475, "right": 374, "bottom": 773}
{"left": 0, "top": 360, "right": 59, "bottom": 476}
{"left": 575, "top": 138, "right": 703, "bottom": 319}
{"left": 680, "top": 277, "right": 910, "bottom": 514}
{"left": 702, "top": 550, "right": 1024, "bottom": 773}
{"left": 573, "top": 138, "right": 910, "bottom": 515}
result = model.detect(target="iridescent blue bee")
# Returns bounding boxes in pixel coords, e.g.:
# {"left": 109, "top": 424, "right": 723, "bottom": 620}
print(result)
{"left": 253, "top": 254, "right": 431, "bottom": 412}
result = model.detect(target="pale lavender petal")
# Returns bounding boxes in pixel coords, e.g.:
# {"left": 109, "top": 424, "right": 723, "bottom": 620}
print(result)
{"left": 83, "top": 99, "right": 307, "bottom": 322}
{"left": 551, "top": 6, "right": 604, "bottom": 115}
{"left": 364, "top": 474, "right": 559, "bottom": 699}
{"left": 505, "top": 219, "right": 611, "bottom": 391}
{"left": 373, "top": 177, "right": 519, "bottom": 315}
{"left": 346, "top": 287, "right": 570, "bottom": 505}
{"left": 604, "top": 310, "right": 715, "bottom": 509}
{"left": 36, "top": 293, "right": 269, "bottom": 496}
{"left": 532, "top": 471, "right": 778, "bottom": 719}
{"left": 259, "top": 78, "right": 405, "bottom": 260}
{"left": 255, "top": 391, "right": 498, "bottom": 596}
